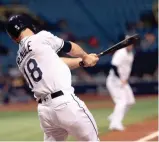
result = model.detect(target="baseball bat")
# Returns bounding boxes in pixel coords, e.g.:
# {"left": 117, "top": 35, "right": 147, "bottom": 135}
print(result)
{"left": 79, "top": 34, "right": 140, "bottom": 67}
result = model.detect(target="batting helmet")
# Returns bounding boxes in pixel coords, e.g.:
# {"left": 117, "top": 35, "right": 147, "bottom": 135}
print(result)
{"left": 5, "top": 14, "right": 36, "bottom": 38}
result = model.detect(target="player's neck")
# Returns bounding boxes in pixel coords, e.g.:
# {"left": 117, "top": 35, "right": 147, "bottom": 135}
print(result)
{"left": 19, "top": 28, "right": 34, "bottom": 41}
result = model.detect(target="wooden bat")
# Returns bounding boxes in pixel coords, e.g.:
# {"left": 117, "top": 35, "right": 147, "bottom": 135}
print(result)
{"left": 79, "top": 34, "right": 140, "bottom": 67}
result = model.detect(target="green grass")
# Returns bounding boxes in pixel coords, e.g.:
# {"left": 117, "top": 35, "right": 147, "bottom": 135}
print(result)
{"left": 0, "top": 97, "right": 158, "bottom": 141}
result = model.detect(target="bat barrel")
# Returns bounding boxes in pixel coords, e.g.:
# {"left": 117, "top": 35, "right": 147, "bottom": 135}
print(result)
{"left": 79, "top": 34, "right": 140, "bottom": 67}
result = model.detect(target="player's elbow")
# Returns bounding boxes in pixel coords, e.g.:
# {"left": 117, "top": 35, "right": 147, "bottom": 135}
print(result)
{"left": 66, "top": 42, "right": 79, "bottom": 55}
{"left": 61, "top": 41, "right": 72, "bottom": 53}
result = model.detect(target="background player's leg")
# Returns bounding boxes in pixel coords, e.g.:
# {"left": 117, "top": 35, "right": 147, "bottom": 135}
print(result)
{"left": 106, "top": 77, "right": 118, "bottom": 122}
{"left": 109, "top": 92, "right": 127, "bottom": 130}
{"left": 123, "top": 84, "right": 136, "bottom": 115}
{"left": 106, "top": 77, "right": 127, "bottom": 130}
{"left": 111, "top": 84, "right": 135, "bottom": 131}
{"left": 125, "top": 84, "right": 136, "bottom": 105}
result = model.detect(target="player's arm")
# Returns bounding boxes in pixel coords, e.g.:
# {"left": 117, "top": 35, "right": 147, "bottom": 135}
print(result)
{"left": 62, "top": 41, "right": 99, "bottom": 67}
{"left": 60, "top": 57, "right": 82, "bottom": 70}
{"left": 66, "top": 42, "right": 87, "bottom": 58}
{"left": 47, "top": 32, "right": 99, "bottom": 67}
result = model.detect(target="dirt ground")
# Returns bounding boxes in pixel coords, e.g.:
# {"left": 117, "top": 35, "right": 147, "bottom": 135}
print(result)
{"left": 100, "top": 118, "right": 158, "bottom": 141}
{"left": 0, "top": 94, "right": 158, "bottom": 141}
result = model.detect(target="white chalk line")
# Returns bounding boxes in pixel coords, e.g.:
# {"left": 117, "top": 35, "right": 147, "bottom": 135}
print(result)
{"left": 136, "top": 131, "right": 159, "bottom": 142}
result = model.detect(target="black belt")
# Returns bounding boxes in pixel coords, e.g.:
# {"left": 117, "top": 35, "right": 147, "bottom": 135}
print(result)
{"left": 38, "top": 91, "right": 63, "bottom": 104}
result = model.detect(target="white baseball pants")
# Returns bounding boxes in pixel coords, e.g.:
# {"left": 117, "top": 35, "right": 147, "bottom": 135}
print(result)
{"left": 106, "top": 74, "right": 135, "bottom": 126}
{"left": 37, "top": 93, "right": 99, "bottom": 141}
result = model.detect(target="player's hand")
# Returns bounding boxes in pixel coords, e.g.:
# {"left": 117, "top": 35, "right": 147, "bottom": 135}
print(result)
{"left": 82, "top": 54, "right": 99, "bottom": 67}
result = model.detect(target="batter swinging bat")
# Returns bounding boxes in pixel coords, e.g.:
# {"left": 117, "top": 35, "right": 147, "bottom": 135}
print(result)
{"left": 79, "top": 34, "right": 140, "bottom": 67}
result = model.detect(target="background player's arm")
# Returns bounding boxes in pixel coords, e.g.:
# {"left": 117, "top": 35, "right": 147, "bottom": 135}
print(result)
{"left": 111, "top": 64, "right": 128, "bottom": 86}
{"left": 111, "top": 50, "right": 128, "bottom": 86}
{"left": 61, "top": 57, "right": 82, "bottom": 70}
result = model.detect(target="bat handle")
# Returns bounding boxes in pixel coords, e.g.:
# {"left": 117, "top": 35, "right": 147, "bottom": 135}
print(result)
{"left": 79, "top": 53, "right": 102, "bottom": 67}
{"left": 79, "top": 61, "right": 85, "bottom": 67}
{"left": 97, "top": 53, "right": 102, "bottom": 57}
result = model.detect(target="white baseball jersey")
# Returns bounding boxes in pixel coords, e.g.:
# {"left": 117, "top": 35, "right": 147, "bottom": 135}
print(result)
{"left": 110, "top": 48, "right": 134, "bottom": 81}
{"left": 16, "top": 30, "right": 74, "bottom": 99}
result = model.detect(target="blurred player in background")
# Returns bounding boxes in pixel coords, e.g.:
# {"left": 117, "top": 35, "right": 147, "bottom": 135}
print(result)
{"left": 106, "top": 36, "right": 136, "bottom": 131}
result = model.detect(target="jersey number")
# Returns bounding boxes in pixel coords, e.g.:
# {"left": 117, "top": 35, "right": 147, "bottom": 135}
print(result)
{"left": 24, "top": 59, "right": 42, "bottom": 88}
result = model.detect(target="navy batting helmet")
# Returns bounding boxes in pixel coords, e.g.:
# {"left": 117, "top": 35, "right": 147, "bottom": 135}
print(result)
{"left": 5, "top": 14, "right": 36, "bottom": 38}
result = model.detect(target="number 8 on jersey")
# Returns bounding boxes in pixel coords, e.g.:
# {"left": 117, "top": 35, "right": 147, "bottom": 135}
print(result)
{"left": 24, "top": 58, "right": 43, "bottom": 88}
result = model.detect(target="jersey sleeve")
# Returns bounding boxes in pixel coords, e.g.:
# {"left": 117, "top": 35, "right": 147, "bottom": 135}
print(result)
{"left": 111, "top": 49, "right": 126, "bottom": 80}
{"left": 111, "top": 50, "right": 124, "bottom": 66}
{"left": 45, "top": 31, "right": 64, "bottom": 53}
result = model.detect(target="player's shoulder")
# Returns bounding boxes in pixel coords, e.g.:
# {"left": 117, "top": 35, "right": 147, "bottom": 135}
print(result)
{"left": 37, "top": 30, "right": 54, "bottom": 38}
{"left": 114, "top": 48, "right": 126, "bottom": 56}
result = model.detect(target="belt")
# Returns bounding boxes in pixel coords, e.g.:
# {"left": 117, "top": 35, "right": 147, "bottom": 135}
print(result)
{"left": 38, "top": 91, "right": 63, "bottom": 104}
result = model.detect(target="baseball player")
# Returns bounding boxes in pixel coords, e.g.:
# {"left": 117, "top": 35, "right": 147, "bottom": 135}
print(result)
{"left": 6, "top": 15, "right": 99, "bottom": 141}
{"left": 106, "top": 38, "right": 135, "bottom": 131}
